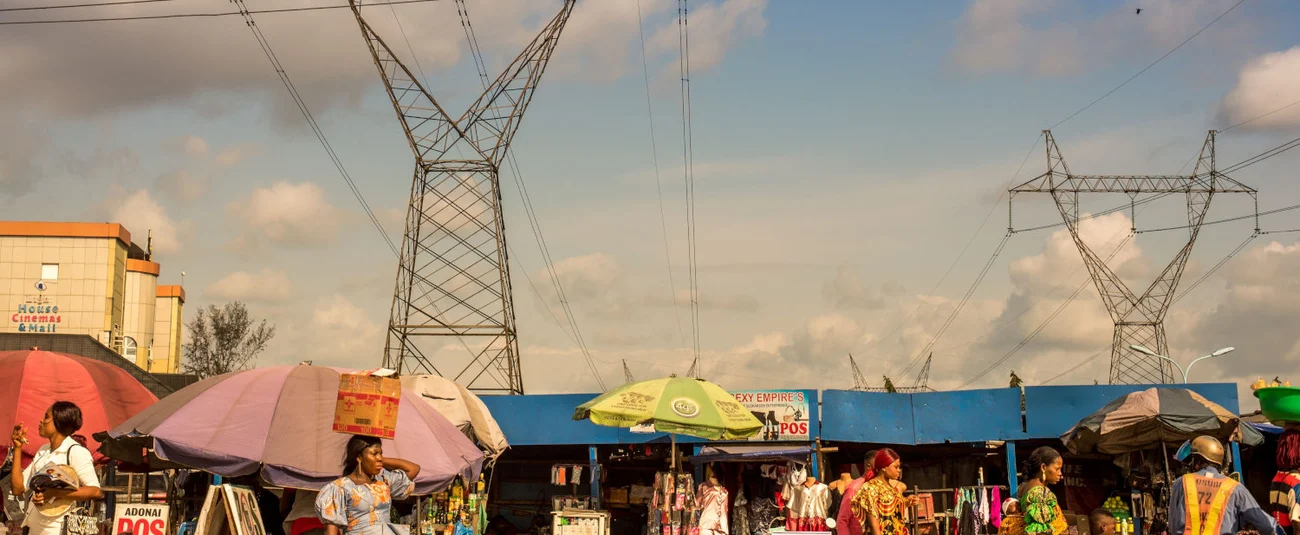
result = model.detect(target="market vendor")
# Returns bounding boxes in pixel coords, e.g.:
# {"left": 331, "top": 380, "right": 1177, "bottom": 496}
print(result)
{"left": 1269, "top": 426, "right": 1300, "bottom": 535}
{"left": 316, "top": 435, "right": 421, "bottom": 535}
{"left": 1167, "top": 436, "right": 1281, "bottom": 535}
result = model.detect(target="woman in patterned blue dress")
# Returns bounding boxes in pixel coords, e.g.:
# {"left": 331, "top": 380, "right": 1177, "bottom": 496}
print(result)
{"left": 317, "top": 436, "right": 421, "bottom": 535}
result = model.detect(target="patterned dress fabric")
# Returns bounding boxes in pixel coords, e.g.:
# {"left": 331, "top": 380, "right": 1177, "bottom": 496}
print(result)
{"left": 316, "top": 469, "right": 414, "bottom": 535}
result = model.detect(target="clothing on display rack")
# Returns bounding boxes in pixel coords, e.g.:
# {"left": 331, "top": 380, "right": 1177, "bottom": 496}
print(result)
{"left": 550, "top": 465, "right": 587, "bottom": 486}
{"left": 958, "top": 501, "right": 978, "bottom": 535}
{"left": 748, "top": 497, "right": 781, "bottom": 535}
{"left": 786, "top": 478, "right": 831, "bottom": 532}
{"left": 697, "top": 481, "right": 728, "bottom": 535}
{"left": 734, "top": 488, "right": 751, "bottom": 535}
{"left": 990, "top": 487, "right": 1002, "bottom": 529}
{"left": 649, "top": 472, "right": 699, "bottom": 535}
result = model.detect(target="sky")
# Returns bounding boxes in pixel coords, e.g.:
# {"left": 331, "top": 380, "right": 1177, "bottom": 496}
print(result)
{"left": 2, "top": 0, "right": 1300, "bottom": 408}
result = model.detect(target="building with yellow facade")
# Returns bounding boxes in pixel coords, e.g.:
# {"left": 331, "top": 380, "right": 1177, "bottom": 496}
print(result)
{"left": 0, "top": 221, "right": 185, "bottom": 373}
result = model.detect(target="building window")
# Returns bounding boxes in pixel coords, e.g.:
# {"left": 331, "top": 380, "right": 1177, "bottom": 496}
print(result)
{"left": 41, "top": 263, "right": 59, "bottom": 281}
{"left": 123, "top": 336, "right": 137, "bottom": 359}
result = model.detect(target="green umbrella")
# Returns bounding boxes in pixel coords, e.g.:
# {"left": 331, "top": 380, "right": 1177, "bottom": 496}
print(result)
{"left": 572, "top": 376, "right": 763, "bottom": 440}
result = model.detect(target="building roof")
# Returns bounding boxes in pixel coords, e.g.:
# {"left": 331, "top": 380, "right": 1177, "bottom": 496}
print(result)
{"left": 126, "top": 259, "right": 161, "bottom": 276}
{"left": 0, "top": 221, "right": 133, "bottom": 245}
{"left": 156, "top": 285, "right": 186, "bottom": 304}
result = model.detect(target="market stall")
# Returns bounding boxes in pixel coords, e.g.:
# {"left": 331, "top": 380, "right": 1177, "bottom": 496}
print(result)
{"left": 482, "top": 388, "right": 820, "bottom": 535}
{"left": 820, "top": 383, "right": 1246, "bottom": 535}
{"left": 1060, "top": 387, "right": 1262, "bottom": 535}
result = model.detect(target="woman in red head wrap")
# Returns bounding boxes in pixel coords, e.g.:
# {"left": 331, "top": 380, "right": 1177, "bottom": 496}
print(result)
{"left": 849, "top": 449, "right": 916, "bottom": 535}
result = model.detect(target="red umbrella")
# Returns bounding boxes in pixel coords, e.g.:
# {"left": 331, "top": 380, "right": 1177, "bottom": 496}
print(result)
{"left": 0, "top": 349, "right": 159, "bottom": 466}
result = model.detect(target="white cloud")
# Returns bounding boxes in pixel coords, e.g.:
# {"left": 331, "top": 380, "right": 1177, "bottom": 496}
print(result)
{"left": 649, "top": 0, "right": 766, "bottom": 75}
{"left": 205, "top": 268, "right": 293, "bottom": 303}
{"left": 230, "top": 181, "right": 346, "bottom": 248}
{"left": 106, "top": 189, "right": 185, "bottom": 254}
{"left": 1217, "top": 46, "right": 1300, "bottom": 130}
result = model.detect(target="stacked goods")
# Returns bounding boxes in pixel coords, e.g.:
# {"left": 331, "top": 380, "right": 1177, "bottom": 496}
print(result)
{"left": 1254, "top": 378, "right": 1300, "bottom": 424}
{"left": 1103, "top": 495, "right": 1131, "bottom": 521}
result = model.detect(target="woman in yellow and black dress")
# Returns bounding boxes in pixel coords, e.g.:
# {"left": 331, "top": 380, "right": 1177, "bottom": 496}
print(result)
{"left": 852, "top": 448, "right": 917, "bottom": 535}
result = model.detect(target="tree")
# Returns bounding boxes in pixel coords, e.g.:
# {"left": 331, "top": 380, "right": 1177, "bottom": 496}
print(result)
{"left": 882, "top": 375, "right": 897, "bottom": 393}
{"left": 1009, "top": 370, "right": 1024, "bottom": 388}
{"left": 182, "top": 301, "right": 276, "bottom": 379}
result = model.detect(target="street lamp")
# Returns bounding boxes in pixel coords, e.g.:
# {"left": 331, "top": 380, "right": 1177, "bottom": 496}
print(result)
{"left": 1128, "top": 344, "right": 1236, "bottom": 383}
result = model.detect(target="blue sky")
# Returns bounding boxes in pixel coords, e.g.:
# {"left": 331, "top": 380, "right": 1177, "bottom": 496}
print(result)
{"left": 2, "top": 0, "right": 1300, "bottom": 404}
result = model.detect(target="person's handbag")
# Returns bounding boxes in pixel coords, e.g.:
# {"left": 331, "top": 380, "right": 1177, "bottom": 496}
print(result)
{"left": 59, "top": 505, "right": 99, "bottom": 535}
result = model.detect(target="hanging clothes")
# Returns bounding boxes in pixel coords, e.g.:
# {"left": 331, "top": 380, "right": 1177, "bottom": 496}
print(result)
{"left": 734, "top": 488, "right": 751, "bottom": 535}
{"left": 789, "top": 482, "right": 831, "bottom": 531}
{"left": 979, "top": 488, "right": 990, "bottom": 526}
{"left": 827, "top": 486, "right": 844, "bottom": 526}
{"left": 697, "top": 483, "right": 728, "bottom": 535}
{"left": 959, "top": 501, "right": 979, "bottom": 535}
{"left": 990, "top": 487, "right": 1003, "bottom": 530}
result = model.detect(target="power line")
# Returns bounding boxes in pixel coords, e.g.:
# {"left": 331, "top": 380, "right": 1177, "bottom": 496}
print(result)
{"left": 1042, "top": 345, "right": 1111, "bottom": 385}
{"left": 898, "top": 232, "right": 1013, "bottom": 379}
{"left": 0, "top": 0, "right": 440, "bottom": 25}
{"left": 451, "top": 0, "right": 608, "bottom": 391}
{"left": 1221, "top": 98, "right": 1300, "bottom": 133}
{"left": 1050, "top": 0, "right": 1249, "bottom": 129}
{"left": 678, "top": 0, "right": 703, "bottom": 375}
{"left": 227, "top": 0, "right": 501, "bottom": 384}
{"left": 869, "top": 137, "right": 1041, "bottom": 379}
{"left": 636, "top": 0, "right": 689, "bottom": 347}
{"left": 958, "top": 232, "right": 1134, "bottom": 389}
{"left": 0, "top": 0, "right": 177, "bottom": 12}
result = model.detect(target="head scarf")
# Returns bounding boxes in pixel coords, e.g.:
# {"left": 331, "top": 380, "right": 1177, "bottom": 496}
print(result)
{"left": 867, "top": 448, "right": 900, "bottom": 480}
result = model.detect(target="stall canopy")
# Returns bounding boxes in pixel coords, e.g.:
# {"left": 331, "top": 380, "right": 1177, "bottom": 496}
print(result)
{"left": 402, "top": 374, "right": 509, "bottom": 458}
{"left": 686, "top": 444, "right": 815, "bottom": 464}
{"left": 1060, "top": 386, "right": 1263, "bottom": 455}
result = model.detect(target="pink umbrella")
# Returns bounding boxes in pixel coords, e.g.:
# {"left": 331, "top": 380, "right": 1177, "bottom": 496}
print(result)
{"left": 103, "top": 365, "right": 484, "bottom": 494}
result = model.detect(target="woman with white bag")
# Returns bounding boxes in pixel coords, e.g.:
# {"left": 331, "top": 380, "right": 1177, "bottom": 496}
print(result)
{"left": 8, "top": 401, "right": 103, "bottom": 535}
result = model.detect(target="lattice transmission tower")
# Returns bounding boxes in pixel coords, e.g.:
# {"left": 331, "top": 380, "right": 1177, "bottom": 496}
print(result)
{"left": 350, "top": 0, "right": 576, "bottom": 393}
{"left": 1010, "top": 130, "right": 1257, "bottom": 384}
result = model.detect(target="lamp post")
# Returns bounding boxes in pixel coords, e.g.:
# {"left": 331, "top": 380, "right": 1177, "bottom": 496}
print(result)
{"left": 1128, "top": 344, "right": 1235, "bottom": 383}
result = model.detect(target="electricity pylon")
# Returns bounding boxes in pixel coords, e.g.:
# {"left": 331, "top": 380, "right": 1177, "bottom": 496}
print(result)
{"left": 1010, "top": 130, "right": 1257, "bottom": 384}
{"left": 350, "top": 0, "right": 576, "bottom": 394}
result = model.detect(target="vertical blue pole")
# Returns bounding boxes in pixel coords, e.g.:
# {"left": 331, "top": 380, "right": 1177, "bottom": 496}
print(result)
{"left": 589, "top": 446, "right": 601, "bottom": 509}
{"left": 811, "top": 441, "right": 820, "bottom": 481}
{"left": 1232, "top": 442, "right": 1244, "bottom": 477}
{"left": 693, "top": 445, "right": 704, "bottom": 484}
{"left": 1006, "top": 442, "right": 1018, "bottom": 498}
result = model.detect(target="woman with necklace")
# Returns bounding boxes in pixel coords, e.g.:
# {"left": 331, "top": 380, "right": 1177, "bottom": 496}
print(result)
{"left": 317, "top": 435, "right": 421, "bottom": 535}
{"left": 852, "top": 449, "right": 917, "bottom": 535}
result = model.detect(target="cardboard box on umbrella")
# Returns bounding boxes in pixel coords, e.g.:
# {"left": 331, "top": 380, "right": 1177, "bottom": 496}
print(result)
{"left": 333, "top": 373, "right": 402, "bottom": 439}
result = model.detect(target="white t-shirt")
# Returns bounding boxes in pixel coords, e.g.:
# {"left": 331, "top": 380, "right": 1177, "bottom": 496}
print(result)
{"left": 20, "top": 438, "right": 100, "bottom": 535}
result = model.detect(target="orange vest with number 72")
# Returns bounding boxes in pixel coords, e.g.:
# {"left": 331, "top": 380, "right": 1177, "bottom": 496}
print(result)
{"left": 1183, "top": 474, "right": 1238, "bottom": 535}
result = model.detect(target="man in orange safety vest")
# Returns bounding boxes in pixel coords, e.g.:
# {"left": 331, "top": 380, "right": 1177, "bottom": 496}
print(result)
{"left": 1167, "top": 436, "right": 1281, "bottom": 535}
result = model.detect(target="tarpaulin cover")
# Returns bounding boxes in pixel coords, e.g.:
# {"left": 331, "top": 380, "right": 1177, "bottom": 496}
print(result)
{"left": 1060, "top": 387, "right": 1263, "bottom": 455}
